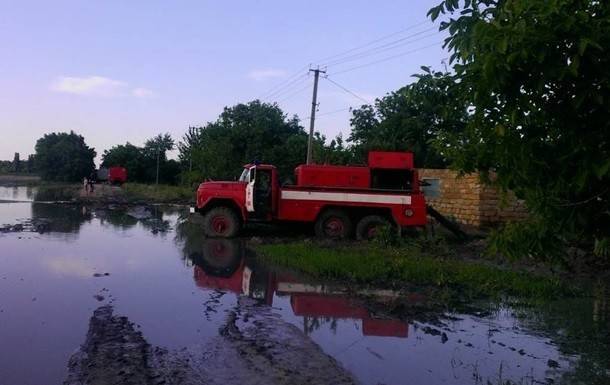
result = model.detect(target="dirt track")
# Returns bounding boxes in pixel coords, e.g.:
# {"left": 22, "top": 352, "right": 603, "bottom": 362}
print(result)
{"left": 64, "top": 299, "right": 356, "bottom": 385}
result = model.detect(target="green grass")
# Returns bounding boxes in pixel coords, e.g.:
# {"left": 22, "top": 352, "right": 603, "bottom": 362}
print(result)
{"left": 33, "top": 183, "right": 80, "bottom": 201}
{"left": 255, "top": 241, "right": 576, "bottom": 299}
{"left": 122, "top": 183, "right": 195, "bottom": 204}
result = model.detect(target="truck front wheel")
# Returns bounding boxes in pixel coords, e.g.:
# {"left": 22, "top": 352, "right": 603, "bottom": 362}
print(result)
{"left": 202, "top": 207, "right": 241, "bottom": 238}
{"left": 315, "top": 209, "right": 353, "bottom": 239}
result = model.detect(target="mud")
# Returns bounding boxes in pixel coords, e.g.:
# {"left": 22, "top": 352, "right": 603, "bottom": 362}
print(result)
{"left": 65, "top": 301, "right": 356, "bottom": 385}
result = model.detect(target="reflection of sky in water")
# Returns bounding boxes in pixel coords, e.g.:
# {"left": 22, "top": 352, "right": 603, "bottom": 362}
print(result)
{"left": 0, "top": 191, "right": 606, "bottom": 385}
{"left": 0, "top": 186, "right": 36, "bottom": 201}
{"left": 0, "top": 186, "right": 36, "bottom": 224}
{"left": 271, "top": 295, "right": 568, "bottom": 385}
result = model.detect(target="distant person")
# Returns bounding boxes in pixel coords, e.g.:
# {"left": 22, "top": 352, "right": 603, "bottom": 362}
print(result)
{"left": 83, "top": 177, "right": 89, "bottom": 194}
{"left": 88, "top": 171, "right": 97, "bottom": 193}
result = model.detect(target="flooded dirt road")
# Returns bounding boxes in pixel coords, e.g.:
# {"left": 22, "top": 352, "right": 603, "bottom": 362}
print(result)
{"left": 1, "top": 186, "right": 608, "bottom": 384}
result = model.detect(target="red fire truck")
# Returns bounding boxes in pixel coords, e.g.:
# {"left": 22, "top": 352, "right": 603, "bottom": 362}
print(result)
{"left": 192, "top": 151, "right": 427, "bottom": 239}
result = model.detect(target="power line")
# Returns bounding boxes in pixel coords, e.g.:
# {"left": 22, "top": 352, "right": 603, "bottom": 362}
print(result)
{"left": 323, "top": 76, "right": 372, "bottom": 104}
{"left": 276, "top": 80, "right": 312, "bottom": 103}
{"left": 257, "top": 65, "right": 310, "bottom": 99}
{"left": 304, "top": 107, "right": 352, "bottom": 121}
{"left": 328, "top": 41, "right": 444, "bottom": 76}
{"left": 322, "top": 28, "right": 439, "bottom": 68}
{"left": 317, "top": 107, "right": 352, "bottom": 117}
{"left": 314, "top": 19, "right": 430, "bottom": 64}
{"left": 262, "top": 72, "right": 310, "bottom": 100}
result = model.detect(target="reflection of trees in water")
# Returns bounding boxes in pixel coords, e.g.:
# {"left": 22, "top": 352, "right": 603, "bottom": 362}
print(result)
{"left": 33, "top": 185, "right": 79, "bottom": 202}
{"left": 304, "top": 317, "right": 339, "bottom": 335}
{"left": 97, "top": 206, "right": 172, "bottom": 235}
{"left": 31, "top": 203, "right": 92, "bottom": 235}
{"left": 97, "top": 210, "right": 138, "bottom": 230}
{"left": 511, "top": 284, "right": 609, "bottom": 384}
{"left": 174, "top": 215, "right": 203, "bottom": 265}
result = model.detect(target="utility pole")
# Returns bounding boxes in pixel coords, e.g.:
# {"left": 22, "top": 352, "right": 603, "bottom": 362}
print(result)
{"left": 155, "top": 148, "right": 160, "bottom": 185}
{"left": 307, "top": 67, "right": 325, "bottom": 164}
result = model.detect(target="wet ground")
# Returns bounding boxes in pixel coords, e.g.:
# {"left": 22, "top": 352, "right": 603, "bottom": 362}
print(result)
{"left": 0, "top": 186, "right": 608, "bottom": 385}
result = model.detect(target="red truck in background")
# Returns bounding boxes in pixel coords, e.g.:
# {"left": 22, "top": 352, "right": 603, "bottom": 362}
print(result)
{"left": 108, "top": 166, "right": 127, "bottom": 185}
{"left": 193, "top": 151, "right": 427, "bottom": 239}
{"left": 97, "top": 166, "right": 127, "bottom": 185}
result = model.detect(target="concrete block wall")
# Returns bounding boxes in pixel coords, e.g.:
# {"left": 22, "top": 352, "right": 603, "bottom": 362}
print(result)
{"left": 418, "top": 169, "right": 527, "bottom": 227}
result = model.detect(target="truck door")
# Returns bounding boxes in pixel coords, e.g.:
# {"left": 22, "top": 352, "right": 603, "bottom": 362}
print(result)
{"left": 245, "top": 167, "right": 255, "bottom": 212}
{"left": 254, "top": 169, "right": 272, "bottom": 218}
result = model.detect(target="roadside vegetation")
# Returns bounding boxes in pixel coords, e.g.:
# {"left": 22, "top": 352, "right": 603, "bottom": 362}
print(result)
{"left": 121, "top": 183, "right": 194, "bottom": 204}
{"left": 255, "top": 236, "right": 576, "bottom": 300}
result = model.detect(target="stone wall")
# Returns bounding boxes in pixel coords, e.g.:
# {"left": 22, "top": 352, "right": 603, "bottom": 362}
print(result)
{"left": 418, "top": 168, "right": 527, "bottom": 227}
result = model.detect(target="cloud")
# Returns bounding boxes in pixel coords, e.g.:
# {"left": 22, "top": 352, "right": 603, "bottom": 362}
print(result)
{"left": 45, "top": 256, "right": 95, "bottom": 278}
{"left": 247, "top": 68, "right": 287, "bottom": 81}
{"left": 51, "top": 75, "right": 157, "bottom": 98}
{"left": 51, "top": 75, "right": 127, "bottom": 96}
{"left": 132, "top": 87, "right": 156, "bottom": 98}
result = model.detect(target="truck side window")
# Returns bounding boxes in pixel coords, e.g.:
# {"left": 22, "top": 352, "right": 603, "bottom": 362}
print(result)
{"left": 238, "top": 168, "right": 249, "bottom": 182}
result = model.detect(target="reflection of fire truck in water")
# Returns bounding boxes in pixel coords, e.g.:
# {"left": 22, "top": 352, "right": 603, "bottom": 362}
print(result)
{"left": 191, "top": 239, "right": 411, "bottom": 338}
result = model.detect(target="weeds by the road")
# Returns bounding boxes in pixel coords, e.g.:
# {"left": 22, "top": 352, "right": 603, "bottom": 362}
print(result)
{"left": 34, "top": 183, "right": 80, "bottom": 201}
{"left": 255, "top": 237, "right": 575, "bottom": 299}
{"left": 122, "top": 183, "right": 194, "bottom": 204}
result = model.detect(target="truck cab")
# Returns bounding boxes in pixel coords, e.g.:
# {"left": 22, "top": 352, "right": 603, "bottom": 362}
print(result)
{"left": 195, "top": 164, "right": 279, "bottom": 237}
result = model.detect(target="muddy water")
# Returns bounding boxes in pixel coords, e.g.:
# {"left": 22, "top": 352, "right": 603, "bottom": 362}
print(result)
{"left": 0, "top": 186, "right": 608, "bottom": 385}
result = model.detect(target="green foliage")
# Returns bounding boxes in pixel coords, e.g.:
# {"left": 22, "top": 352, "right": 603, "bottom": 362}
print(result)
{"left": 349, "top": 70, "right": 468, "bottom": 168}
{"left": 0, "top": 155, "right": 36, "bottom": 174}
{"left": 256, "top": 242, "right": 573, "bottom": 299}
{"left": 429, "top": 0, "right": 610, "bottom": 259}
{"left": 122, "top": 183, "right": 194, "bottom": 204}
{"left": 12, "top": 153, "right": 20, "bottom": 172}
{"left": 101, "top": 143, "right": 147, "bottom": 180}
{"left": 34, "top": 131, "right": 96, "bottom": 182}
{"left": 101, "top": 134, "right": 179, "bottom": 184}
{"left": 178, "top": 100, "right": 327, "bottom": 181}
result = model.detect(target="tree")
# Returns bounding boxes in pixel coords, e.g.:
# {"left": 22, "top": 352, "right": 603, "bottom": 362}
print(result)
{"left": 101, "top": 143, "right": 148, "bottom": 181}
{"left": 429, "top": 0, "right": 610, "bottom": 260}
{"left": 143, "top": 133, "right": 175, "bottom": 184}
{"left": 26, "top": 154, "right": 35, "bottom": 173}
{"left": 178, "top": 101, "right": 322, "bottom": 181}
{"left": 348, "top": 70, "right": 468, "bottom": 168}
{"left": 102, "top": 135, "right": 178, "bottom": 185}
{"left": 13, "top": 153, "right": 20, "bottom": 172}
{"left": 34, "top": 131, "right": 96, "bottom": 181}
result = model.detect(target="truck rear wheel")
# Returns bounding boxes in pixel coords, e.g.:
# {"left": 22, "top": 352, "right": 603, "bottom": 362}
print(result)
{"left": 315, "top": 209, "right": 352, "bottom": 239}
{"left": 356, "top": 215, "right": 391, "bottom": 240}
{"left": 202, "top": 207, "right": 241, "bottom": 238}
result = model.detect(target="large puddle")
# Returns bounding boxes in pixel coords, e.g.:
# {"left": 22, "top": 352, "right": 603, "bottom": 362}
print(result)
{"left": 0, "top": 186, "right": 608, "bottom": 385}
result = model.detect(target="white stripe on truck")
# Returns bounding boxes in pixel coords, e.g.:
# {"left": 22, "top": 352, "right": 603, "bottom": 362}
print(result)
{"left": 281, "top": 190, "right": 411, "bottom": 205}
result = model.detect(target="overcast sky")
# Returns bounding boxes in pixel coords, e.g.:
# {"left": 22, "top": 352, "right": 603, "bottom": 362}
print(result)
{"left": 0, "top": 0, "right": 450, "bottom": 164}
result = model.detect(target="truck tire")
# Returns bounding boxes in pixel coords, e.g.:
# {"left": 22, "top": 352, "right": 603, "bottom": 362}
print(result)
{"left": 202, "top": 207, "right": 241, "bottom": 238}
{"left": 315, "top": 209, "right": 353, "bottom": 239}
{"left": 356, "top": 215, "right": 391, "bottom": 240}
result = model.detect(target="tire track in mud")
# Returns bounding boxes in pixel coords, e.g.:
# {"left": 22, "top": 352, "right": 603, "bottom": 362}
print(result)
{"left": 64, "top": 298, "right": 356, "bottom": 385}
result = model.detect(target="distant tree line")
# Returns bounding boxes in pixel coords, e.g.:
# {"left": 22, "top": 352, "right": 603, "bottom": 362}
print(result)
{"left": 0, "top": 153, "right": 36, "bottom": 174}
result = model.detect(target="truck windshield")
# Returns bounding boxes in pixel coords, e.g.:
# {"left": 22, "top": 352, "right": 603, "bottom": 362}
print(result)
{"left": 238, "top": 168, "right": 249, "bottom": 182}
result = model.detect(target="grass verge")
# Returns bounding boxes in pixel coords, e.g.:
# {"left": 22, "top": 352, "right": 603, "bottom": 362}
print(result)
{"left": 122, "top": 183, "right": 194, "bottom": 204}
{"left": 254, "top": 241, "right": 576, "bottom": 300}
